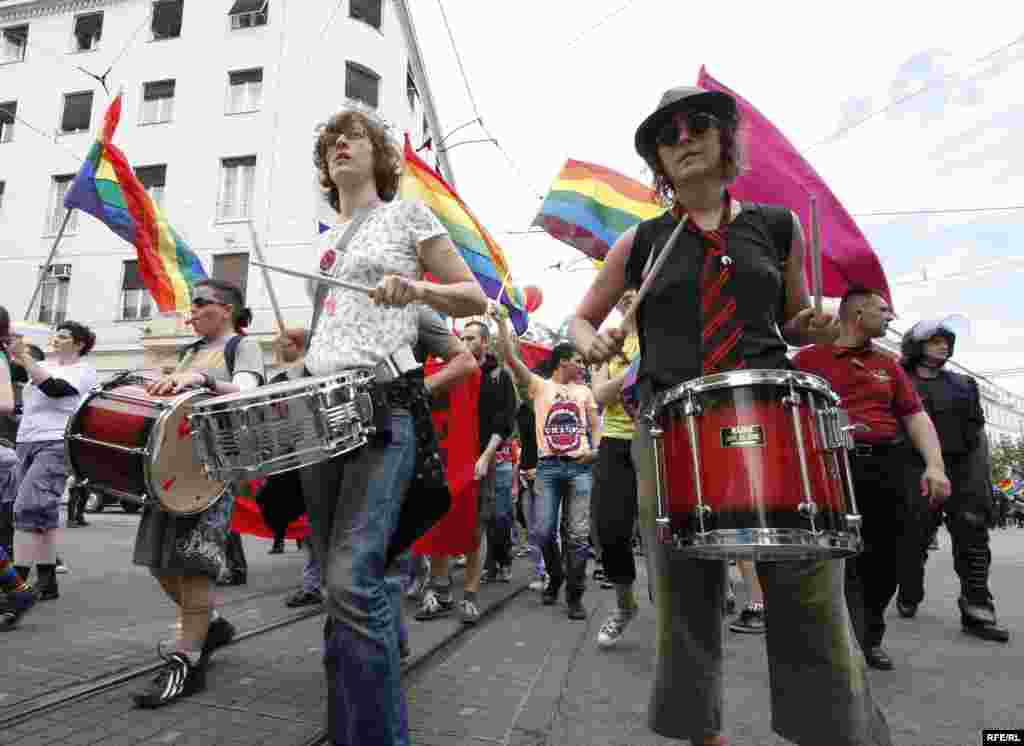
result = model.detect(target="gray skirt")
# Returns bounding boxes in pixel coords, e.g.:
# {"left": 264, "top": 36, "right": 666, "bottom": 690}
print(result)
{"left": 133, "top": 490, "right": 236, "bottom": 579}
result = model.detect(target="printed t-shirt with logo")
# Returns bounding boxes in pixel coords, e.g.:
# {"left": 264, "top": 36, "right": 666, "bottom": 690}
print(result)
{"left": 528, "top": 376, "right": 598, "bottom": 460}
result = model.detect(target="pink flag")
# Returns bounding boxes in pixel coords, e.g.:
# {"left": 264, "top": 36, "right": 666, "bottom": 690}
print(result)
{"left": 697, "top": 67, "right": 891, "bottom": 305}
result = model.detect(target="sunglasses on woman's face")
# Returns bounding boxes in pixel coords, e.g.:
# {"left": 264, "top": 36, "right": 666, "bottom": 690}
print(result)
{"left": 192, "top": 297, "right": 227, "bottom": 309}
{"left": 655, "top": 110, "right": 720, "bottom": 147}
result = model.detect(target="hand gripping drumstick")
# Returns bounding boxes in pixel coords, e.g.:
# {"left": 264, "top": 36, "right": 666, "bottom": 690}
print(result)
{"left": 250, "top": 260, "right": 374, "bottom": 296}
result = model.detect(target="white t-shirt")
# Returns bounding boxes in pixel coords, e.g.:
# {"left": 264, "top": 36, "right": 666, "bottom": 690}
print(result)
{"left": 305, "top": 200, "right": 447, "bottom": 375}
{"left": 18, "top": 359, "right": 99, "bottom": 443}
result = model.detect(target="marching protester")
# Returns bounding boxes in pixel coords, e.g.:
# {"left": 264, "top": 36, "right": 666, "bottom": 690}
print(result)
{"left": 569, "top": 85, "right": 893, "bottom": 745}
{"left": 8, "top": 322, "right": 98, "bottom": 603}
{"left": 298, "top": 104, "right": 485, "bottom": 746}
{"left": 131, "top": 279, "right": 265, "bottom": 708}
{"left": 415, "top": 318, "right": 516, "bottom": 624}
{"left": 794, "top": 289, "right": 952, "bottom": 671}
{"left": 497, "top": 314, "right": 600, "bottom": 621}
{"left": 895, "top": 320, "right": 1009, "bottom": 642}
{"left": 589, "top": 289, "right": 643, "bottom": 646}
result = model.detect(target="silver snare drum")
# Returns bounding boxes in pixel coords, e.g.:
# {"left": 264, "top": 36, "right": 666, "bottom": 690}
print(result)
{"left": 189, "top": 370, "right": 376, "bottom": 481}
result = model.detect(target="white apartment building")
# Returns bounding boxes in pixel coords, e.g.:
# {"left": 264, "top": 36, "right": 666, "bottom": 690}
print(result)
{"left": 0, "top": 0, "right": 451, "bottom": 372}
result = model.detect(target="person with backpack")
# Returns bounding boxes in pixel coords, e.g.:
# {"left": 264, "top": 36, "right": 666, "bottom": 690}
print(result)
{"left": 131, "top": 279, "right": 265, "bottom": 709}
{"left": 568, "top": 86, "right": 894, "bottom": 746}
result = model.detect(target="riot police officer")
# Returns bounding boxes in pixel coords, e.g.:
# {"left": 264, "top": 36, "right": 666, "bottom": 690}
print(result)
{"left": 897, "top": 320, "right": 1009, "bottom": 642}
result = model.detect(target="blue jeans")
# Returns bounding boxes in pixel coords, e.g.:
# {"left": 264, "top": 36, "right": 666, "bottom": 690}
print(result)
{"left": 300, "top": 413, "right": 417, "bottom": 746}
{"left": 302, "top": 538, "right": 322, "bottom": 593}
{"left": 534, "top": 457, "right": 593, "bottom": 599}
{"left": 485, "top": 462, "right": 515, "bottom": 572}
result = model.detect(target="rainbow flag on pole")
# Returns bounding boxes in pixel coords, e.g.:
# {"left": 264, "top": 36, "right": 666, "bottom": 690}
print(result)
{"left": 399, "top": 135, "right": 528, "bottom": 334}
{"left": 532, "top": 159, "right": 664, "bottom": 261}
{"left": 64, "top": 92, "right": 206, "bottom": 312}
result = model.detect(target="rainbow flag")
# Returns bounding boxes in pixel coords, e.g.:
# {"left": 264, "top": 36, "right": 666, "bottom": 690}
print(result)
{"left": 532, "top": 159, "right": 664, "bottom": 261}
{"left": 399, "top": 135, "right": 528, "bottom": 334}
{"left": 64, "top": 92, "right": 206, "bottom": 312}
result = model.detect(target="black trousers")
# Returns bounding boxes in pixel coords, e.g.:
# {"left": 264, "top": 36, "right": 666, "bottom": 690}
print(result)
{"left": 897, "top": 450, "right": 995, "bottom": 607}
{"left": 592, "top": 437, "right": 638, "bottom": 586}
{"left": 844, "top": 445, "right": 925, "bottom": 649}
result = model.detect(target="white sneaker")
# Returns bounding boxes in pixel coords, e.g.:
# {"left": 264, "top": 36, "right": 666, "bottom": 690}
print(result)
{"left": 528, "top": 573, "right": 549, "bottom": 592}
{"left": 597, "top": 606, "right": 637, "bottom": 648}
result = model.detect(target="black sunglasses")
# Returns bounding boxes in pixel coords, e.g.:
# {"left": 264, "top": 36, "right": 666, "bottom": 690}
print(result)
{"left": 192, "top": 297, "right": 227, "bottom": 309}
{"left": 655, "top": 110, "right": 721, "bottom": 147}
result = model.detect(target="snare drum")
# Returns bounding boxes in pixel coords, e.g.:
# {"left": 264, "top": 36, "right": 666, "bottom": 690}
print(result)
{"left": 650, "top": 369, "right": 861, "bottom": 560}
{"left": 189, "top": 370, "right": 376, "bottom": 482}
{"left": 66, "top": 371, "right": 226, "bottom": 515}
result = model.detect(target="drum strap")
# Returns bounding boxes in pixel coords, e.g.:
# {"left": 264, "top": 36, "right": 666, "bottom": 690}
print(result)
{"left": 305, "top": 208, "right": 376, "bottom": 355}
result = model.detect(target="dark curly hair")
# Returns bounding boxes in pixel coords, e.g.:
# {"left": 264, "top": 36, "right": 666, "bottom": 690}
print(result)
{"left": 314, "top": 110, "right": 402, "bottom": 211}
{"left": 646, "top": 112, "right": 746, "bottom": 205}
{"left": 194, "top": 279, "right": 252, "bottom": 334}
{"left": 56, "top": 320, "right": 96, "bottom": 356}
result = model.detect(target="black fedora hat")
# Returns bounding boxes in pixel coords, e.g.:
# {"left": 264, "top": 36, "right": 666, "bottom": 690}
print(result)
{"left": 634, "top": 86, "right": 737, "bottom": 159}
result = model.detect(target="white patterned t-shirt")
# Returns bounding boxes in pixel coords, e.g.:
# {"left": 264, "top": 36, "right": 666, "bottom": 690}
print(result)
{"left": 305, "top": 199, "right": 447, "bottom": 375}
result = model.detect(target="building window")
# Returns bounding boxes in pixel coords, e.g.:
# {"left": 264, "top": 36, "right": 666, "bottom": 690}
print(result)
{"left": 217, "top": 156, "right": 256, "bottom": 221}
{"left": 213, "top": 253, "right": 250, "bottom": 301}
{"left": 38, "top": 268, "right": 71, "bottom": 326}
{"left": 1, "top": 25, "right": 28, "bottom": 63}
{"left": 0, "top": 100, "right": 14, "bottom": 143}
{"left": 227, "top": 68, "right": 262, "bottom": 114}
{"left": 406, "top": 64, "right": 418, "bottom": 110}
{"left": 229, "top": 0, "right": 268, "bottom": 29}
{"left": 135, "top": 164, "right": 166, "bottom": 208}
{"left": 73, "top": 12, "right": 103, "bottom": 52}
{"left": 345, "top": 61, "right": 379, "bottom": 109}
{"left": 152, "top": 0, "right": 183, "bottom": 40}
{"left": 350, "top": 0, "right": 381, "bottom": 30}
{"left": 46, "top": 175, "right": 79, "bottom": 234}
{"left": 121, "top": 260, "right": 153, "bottom": 320}
{"left": 60, "top": 91, "right": 93, "bottom": 133}
{"left": 140, "top": 79, "right": 175, "bottom": 124}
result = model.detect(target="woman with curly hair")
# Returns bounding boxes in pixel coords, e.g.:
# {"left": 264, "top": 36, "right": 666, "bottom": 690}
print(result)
{"left": 296, "top": 103, "right": 485, "bottom": 746}
{"left": 9, "top": 321, "right": 98, "bottom": 602}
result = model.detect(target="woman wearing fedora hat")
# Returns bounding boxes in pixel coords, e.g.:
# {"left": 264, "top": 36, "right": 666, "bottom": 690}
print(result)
{"left": 569, "top": 86, "right": 891, "bottom": 746}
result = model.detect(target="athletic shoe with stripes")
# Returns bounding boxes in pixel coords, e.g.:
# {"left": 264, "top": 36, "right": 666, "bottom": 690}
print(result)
{"left": 133, "top": 650, "right": 205, "bottom": 709}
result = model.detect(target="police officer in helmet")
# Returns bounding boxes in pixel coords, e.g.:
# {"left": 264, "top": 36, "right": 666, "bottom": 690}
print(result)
{"left": 898, "top": 319, "right": 1009, "bottom": 642}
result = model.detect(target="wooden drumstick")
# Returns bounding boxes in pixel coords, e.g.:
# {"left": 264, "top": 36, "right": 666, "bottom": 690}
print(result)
{"left": 250, "top": 261, "right": 374, "bottom": 296}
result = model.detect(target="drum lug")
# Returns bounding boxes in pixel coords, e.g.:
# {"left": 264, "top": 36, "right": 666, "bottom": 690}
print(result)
{"left": 655, "top": 518, "right": 673, "bottom": 545}
{"left": 683, "top": 399, "right": 702, "bottom": 417}
{"left": 845, "top": 514, "right": 862, "bottom": 529}
{"left": 798, "top": 500, "right": 819, "bottom": 519}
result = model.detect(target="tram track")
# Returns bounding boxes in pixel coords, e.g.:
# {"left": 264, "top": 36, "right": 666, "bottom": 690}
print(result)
{"left": 0, "top": 599, "right": 325, "bottom": 731}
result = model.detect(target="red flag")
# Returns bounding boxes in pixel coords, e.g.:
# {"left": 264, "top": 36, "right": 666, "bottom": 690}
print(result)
{"left": 697, "top": 67, "right": 891, "bottom": 305}
{"left": 413, "top": 362, "right": 481, "bottom": 556}
{"left": 231, "top": 495, "right": 311, "bottom": 540}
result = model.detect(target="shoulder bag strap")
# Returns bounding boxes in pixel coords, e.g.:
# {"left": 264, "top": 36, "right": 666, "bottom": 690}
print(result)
{"left": 305, "top": 208, "right": 375, "bottom": 354}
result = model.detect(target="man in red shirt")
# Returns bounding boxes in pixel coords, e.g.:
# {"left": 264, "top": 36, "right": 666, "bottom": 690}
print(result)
{"left": 794, "top": 288, "right": 951, "bottom": 671}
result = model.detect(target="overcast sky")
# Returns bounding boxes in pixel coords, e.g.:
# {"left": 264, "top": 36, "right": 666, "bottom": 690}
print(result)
{"left": 407, "top": 1, "right": 1024, "bottom": 393}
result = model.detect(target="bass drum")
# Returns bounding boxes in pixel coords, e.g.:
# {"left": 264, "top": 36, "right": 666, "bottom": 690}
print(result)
{"left": 65, "top": 371, "right": 226, "bottom": 515}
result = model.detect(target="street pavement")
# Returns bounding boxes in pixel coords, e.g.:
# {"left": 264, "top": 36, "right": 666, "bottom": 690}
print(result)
{"left": 2, "top": 511, "right": 1021, "bottom": 745}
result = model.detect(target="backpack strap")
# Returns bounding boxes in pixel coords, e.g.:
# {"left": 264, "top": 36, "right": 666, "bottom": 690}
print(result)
{"left": 224, "top": 335, "right": 242, "bottom": 378}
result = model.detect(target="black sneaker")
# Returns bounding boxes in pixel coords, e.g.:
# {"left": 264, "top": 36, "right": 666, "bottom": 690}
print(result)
{"left": 415, "top": 586, "right": 454, "bottom": 620}
{"left": 729, "top": 605, "right": 766, "bottom": 634}
{"left": 542, "top": 583, "right": 561, "bottom": 606}
{"left": 0, "top": 587, "right": 36, "bottom": 630}
{"left": 285, "top": 589, "right": 323, "bottom": 608}
{"left": 567, "top": 598, "right": 587, "bottom": 620}
{"left": 201, "top": 617, "right": 236, "bottom": 661}
{"left": 133, "top": 651, "right": 206, "bottom": 709}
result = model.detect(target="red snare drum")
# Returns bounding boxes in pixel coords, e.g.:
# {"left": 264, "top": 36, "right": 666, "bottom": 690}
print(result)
{"left": 650, "top": 369, "right": 861, "bottom": 560}
{"left": 66, "top": 371, "right": 226, "bottom": 515}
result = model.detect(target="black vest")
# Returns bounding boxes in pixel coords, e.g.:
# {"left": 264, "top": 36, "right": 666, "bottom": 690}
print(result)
{"left": 625, "top": 204, "right": 793, "bottom": 401}
{"left": 911, "top": 369, "right": 984, "bottom": 456}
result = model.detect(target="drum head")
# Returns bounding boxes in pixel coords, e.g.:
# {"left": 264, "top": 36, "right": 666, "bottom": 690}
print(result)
{"left": 148, "top": 391, "right": 226, "bottom": 515}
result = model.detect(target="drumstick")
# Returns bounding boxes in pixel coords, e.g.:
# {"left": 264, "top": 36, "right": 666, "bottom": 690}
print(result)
{"left": 247, "top": 220, "right": 287, "bottom": 336}
{"left": 619, "top": 217, "right": 687, "bottom": 332}
{"left": 250, "top": 261, "right": 374, "bottom": 296}
{"left": 810, "top": 195, "right": 824, "bottom": 315}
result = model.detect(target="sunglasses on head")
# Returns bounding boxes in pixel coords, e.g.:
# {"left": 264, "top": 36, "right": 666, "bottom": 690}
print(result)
{"left": 655, "top": 110, "right": 721, "bottom": 148}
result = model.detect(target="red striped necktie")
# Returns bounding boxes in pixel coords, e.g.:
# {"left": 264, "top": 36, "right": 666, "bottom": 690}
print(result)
{"left": 678, "top": 198, "right": 744, "bottom": 375}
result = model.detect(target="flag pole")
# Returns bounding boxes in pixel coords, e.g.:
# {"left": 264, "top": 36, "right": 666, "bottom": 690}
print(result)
{"left": 810, "top": 195, "right": 824, "bottom": 314}
{"left": 246, "top": 220, "right": 287, "bottom": 337}
{"left": 25, "top": 209, "right": 74, "bottom": 321}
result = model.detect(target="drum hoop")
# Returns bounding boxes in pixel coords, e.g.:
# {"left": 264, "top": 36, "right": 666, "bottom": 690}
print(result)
{"left": 191, "top": 368, "right": 376, "bottom": 411}
{"left": 659, "top": 369, "right": 838, "bottom": 408}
